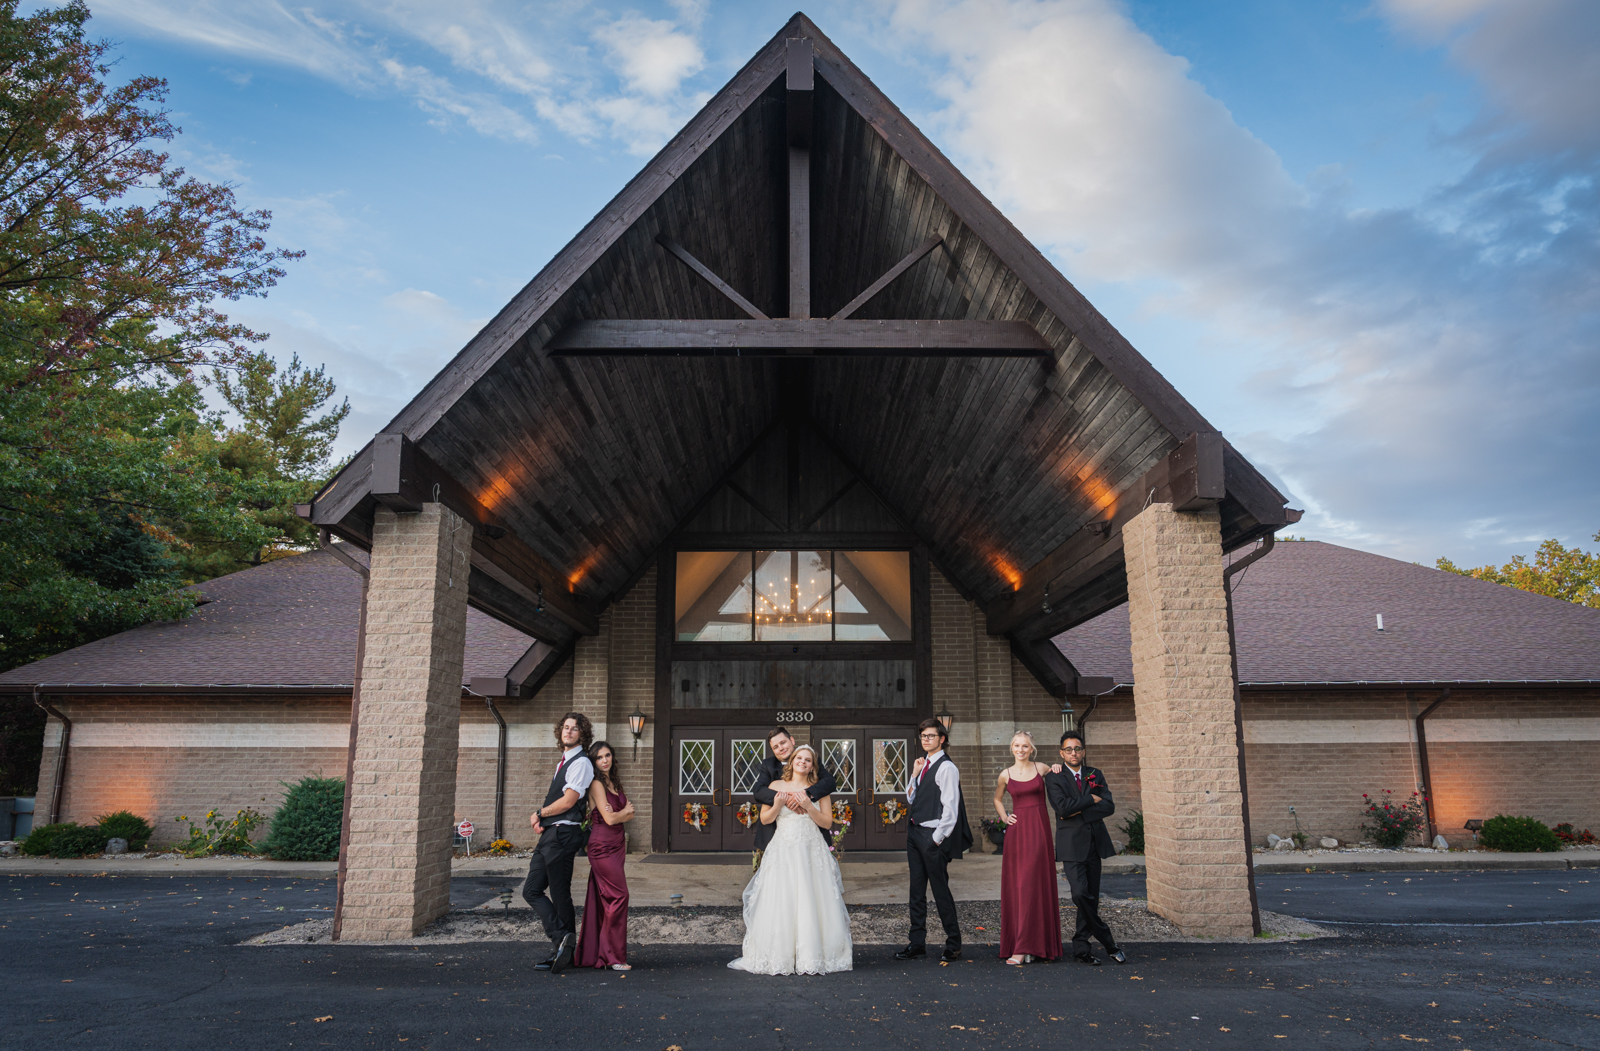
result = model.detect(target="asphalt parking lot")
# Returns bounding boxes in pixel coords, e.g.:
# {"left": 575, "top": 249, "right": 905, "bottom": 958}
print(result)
{"left": 3, "top": 870, "right": 1595, "bottom": 1050}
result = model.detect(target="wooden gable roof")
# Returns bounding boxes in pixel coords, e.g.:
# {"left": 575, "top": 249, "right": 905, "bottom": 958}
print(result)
{"left": 307, "top": 13, "right": 1297, "bottom": 658}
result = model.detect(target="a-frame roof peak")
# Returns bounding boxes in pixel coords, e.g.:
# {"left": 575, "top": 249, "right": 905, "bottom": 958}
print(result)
{"left": 310, "top": 13, "right": 1294, "bottom": 651}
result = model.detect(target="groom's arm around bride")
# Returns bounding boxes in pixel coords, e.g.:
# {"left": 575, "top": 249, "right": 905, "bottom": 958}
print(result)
{"left": 751, "top": 726, "right": 838, "bottom": 854}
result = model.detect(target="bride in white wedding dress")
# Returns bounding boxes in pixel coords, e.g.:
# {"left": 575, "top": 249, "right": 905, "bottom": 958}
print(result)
{"left": 728, "top": 745, "right": 854, "bottom": 975}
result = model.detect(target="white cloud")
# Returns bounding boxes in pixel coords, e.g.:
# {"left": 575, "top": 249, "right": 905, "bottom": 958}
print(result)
{"left": 93, "top": 0, "right": 713, "bottom": 153}
{"left": 888, "top": 0, "right": 1600, "bottom": 562}
{"left": 594, "top": 16, "right": 705, "bottom": 98}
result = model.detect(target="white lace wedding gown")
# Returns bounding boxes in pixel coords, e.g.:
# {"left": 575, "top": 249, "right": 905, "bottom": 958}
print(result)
{"left": 727, "top": 805, "right": 853, "bottom": 975}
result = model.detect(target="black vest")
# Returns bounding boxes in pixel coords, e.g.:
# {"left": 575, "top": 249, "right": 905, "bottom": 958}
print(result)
{"left": 545, "top": 751, "right": 590, "bottom": 823}
{"left": 909, "top": 753, "right": 952, "bottom": 824}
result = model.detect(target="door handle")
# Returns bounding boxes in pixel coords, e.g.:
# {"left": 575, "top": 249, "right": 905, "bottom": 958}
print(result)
{"left": 716, "top": 789, "right": 732, "bottom": 806}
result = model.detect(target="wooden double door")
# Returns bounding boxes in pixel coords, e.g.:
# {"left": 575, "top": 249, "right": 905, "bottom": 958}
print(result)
{"left": 669, "top": 725, "right": 918, "bottom": 852}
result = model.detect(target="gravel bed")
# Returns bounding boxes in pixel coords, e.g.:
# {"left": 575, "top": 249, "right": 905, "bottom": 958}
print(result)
{"left": 247, "top": 898, "right": 1329, "bottom": 948}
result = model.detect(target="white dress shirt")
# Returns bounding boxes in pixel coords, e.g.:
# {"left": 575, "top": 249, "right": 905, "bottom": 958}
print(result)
{"left": 547, "top": 745, "right": 594, "bottom": 825}
{"left": 905, "top": 749, "right": 960, "bottom": 844}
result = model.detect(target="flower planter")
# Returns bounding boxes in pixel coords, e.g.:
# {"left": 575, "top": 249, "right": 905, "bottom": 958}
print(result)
{"left": 986, "top": 827, "right": 1005, "bottom": 855}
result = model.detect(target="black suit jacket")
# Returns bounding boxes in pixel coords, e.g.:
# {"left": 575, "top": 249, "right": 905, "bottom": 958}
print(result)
{"left": 750, "top": 754, "right": 838, "bottom": 851}
{"left": 1045, "top": 765, "right": 1116, "bottom": 863}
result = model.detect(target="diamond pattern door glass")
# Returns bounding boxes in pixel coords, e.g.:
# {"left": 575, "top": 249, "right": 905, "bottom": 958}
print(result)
{"left": 731, "top": 739, "right": 766, "bottom": 793}
{"left": 874, "top": 738, "right": 908, "bottom": 794}
{"left": 679, "top": 739, "right": 714, "bottom": 795}
{"left": 821, "top": 738, "right": 857, "bottom": 793}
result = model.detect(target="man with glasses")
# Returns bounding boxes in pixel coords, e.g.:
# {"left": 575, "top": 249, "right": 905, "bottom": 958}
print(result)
{"left": 894, "top": 717, "right": 971, "bottom": 961}
{"left": 1046, "top": 729, "right": 1126, "bottom": 965}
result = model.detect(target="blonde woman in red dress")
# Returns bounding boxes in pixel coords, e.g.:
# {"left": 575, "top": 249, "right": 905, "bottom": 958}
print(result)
{"left": 992, "top": 731, "right": 1062, "bottom": 965}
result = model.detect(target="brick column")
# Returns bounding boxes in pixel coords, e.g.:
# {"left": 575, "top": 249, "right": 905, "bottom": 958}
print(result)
{"left": 1123, "top": 502, "right": 1254, "bottom": 938}
{"left": 337, "top": 504, "right": 471, "bottom": 941}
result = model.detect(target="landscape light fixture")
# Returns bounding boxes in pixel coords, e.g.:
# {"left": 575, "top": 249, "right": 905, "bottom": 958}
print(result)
{"left": 629, "top": 707, "right": 646, "bottom": 757}
{"left": 1464, "top": 817, "right": 1483, "bottom": 843}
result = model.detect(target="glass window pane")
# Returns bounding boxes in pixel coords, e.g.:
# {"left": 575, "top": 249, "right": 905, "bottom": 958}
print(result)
{"left": 675, "top": 551, "right": 753, "bottom": 641}
{"left": 731, "top": 739, "right": 767, "bottom": 793}
{"left": 820, "top": 738, "right": 857, "bottom": 793}
{"left": 833, "top": 551, "right": 912, "bottom": 640}
{"left": 754, "top": 550, "right": 833, "bottom": 641}
{"left": 874, "top": 738, "right": 909, "bottom": 794}
{"left": 678, "top": 739, "right": 715, "bottom": 795}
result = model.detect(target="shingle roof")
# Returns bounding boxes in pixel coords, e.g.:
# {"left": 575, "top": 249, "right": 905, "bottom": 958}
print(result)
{"left": 0, "top": 549, "right": 534, "bottom": 691}
{"left": 1055, "top": 540, "right": 1600, "bottom": 686}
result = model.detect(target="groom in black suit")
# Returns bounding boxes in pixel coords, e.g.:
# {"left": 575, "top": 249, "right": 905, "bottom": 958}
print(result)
{"left": 750, "top": 726, "right": 837, "bottom": 854}
{"left": 1045, "top": 729, "right": 1126, "bottom": 965}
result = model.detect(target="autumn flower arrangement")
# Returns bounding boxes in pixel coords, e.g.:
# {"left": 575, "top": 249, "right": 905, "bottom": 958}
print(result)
{"left": 682, "top": 802, "right": 710, "bottom": 831}
{"left": 735, "top": 801, "right": 762, "bottom": 828}
{"left": 878, "top": 798, "right": 908, "bottom": 826}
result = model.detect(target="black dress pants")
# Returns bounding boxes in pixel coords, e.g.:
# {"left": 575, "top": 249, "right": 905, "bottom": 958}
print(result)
{"left": 907, "top": 825, "right": 960, "bottom": 947}
{"left": 523, "top": 824, "right": 582, "bottom": 945}
{"left": 1061, "top": 852, "right": 1117, "bottom": 953}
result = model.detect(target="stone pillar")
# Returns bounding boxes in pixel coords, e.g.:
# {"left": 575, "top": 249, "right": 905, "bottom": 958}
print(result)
{"left": 338, "top": 503, "right": 471, "bottom": 941}
{"left": 1123, "top": 502, "right": 1254, "bottom": 938}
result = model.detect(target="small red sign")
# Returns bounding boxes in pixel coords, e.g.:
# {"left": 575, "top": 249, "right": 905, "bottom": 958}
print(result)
{"left": 456, "top": 820, "right": 475, "bottom": 839}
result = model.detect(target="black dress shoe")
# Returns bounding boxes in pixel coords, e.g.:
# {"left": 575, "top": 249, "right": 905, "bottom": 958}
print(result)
{"left": 1073, "top": 951, "right": 1102, "bottom": 966}
{"left": 893, "top": 945, "right": 927, "bottom": 960}
{"left": 941, "top": 945, "right": 962, "bottom": 962}
{"left": 534, "top": 954, "right": 556, "bottom": 971}
{"left": 549, "top": 933, "right": 575, "bottom": 974}
{"left": 1107, "top": 948, "right": 1127, "bottom": 964}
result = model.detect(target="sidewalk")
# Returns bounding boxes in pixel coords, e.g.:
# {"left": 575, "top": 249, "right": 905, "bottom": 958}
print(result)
{"left": 5, "top": 847, "right": 1597, "bottom": 898}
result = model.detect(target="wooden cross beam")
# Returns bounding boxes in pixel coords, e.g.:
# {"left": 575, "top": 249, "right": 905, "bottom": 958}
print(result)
{"left": 832, "top": 235, "right": 943, "bottom": 320}
{"left": 544, "top": 318, "right": 1053, "bottom": 356}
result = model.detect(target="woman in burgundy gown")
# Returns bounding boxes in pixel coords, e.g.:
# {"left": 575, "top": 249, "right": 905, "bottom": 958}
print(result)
{"left": 993, "top": 731, "right": 1062, "bottom": 964}
{"left": 577, "top": 741, "right": 635, "bottom": 970}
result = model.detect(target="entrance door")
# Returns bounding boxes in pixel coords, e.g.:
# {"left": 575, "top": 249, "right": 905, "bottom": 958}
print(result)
{"left": 812, "top": 728, "right": 917, "bottom": 852}
{"left": 670, "top": 726, "right": 772, "bottom": 851}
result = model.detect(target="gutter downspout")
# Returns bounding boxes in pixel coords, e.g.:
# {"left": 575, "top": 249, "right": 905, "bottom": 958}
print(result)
{"left": 322, "top": 530, "right": 369, "bottom": 943}
{"left": 33, "top": 685, "right": 70, "bottom": 825}
{"left": 1415, "top": 688, "right": 1451, "bottom": 845}
{"left": 1223, "top": 533, "right": 1274, "bottom": 938}
{"left": 482, "top": 696, "right": 508, "bottom": 842}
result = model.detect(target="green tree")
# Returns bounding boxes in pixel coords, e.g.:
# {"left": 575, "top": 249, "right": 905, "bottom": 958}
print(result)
{"left": 178, "top": 351, "right": 350, "bottom": 580}
{"left": 1437, "top": 532, "right": 1600, "bottom": 608}
{"left": 0, "top": 1, "right": 303, "bottom": 672}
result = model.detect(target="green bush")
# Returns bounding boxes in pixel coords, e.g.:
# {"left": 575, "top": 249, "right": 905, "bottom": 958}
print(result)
{"left": 96, "top": 810, "right": 153, "bottom": 850}
{"left": 174, "top": 807, "right": 264, "bottom": 857}
{"left": 1479, "top": 815, "right": 1561, "bottom": 853}
{"left": 20, "top": 822, "right": 74, "bottom": 856}
{"left": 262, "top": 777, "right": 345, "bottom": 861}
{"left": 50, "top": 825, "right": 109, "bottom": 857}
{"left": 1120, "top": 810, "right": 1145, "bottom": 854}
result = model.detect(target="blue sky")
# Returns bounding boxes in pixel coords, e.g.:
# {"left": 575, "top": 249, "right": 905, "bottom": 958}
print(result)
{"left": 78, "top": 0, "right": 1598, "bottom": 567}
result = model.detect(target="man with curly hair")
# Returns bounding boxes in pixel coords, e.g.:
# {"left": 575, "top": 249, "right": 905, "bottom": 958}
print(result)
{"left": 524, "top": 712, "right": 594, "bottom": 973}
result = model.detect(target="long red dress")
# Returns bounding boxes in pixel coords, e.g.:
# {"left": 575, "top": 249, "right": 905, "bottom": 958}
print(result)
{"left": 998, "top": 773, "right": 1062, "bottom": 960}
{"left": 577, "top": 789, "right": 629, "bottom": 968}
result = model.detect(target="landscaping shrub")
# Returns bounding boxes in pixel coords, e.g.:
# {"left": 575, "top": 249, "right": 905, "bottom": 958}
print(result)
{"left": 96, "top": 810, "right": 153, "bottom": 851}
{"left": 1553, "top": 823, "right": 1597, "bottom": 847}
{"left": 1120, "top": 810, "right": 1145, "bottom": 854}
{"left": 174, "top": 808, "right": 264, "bottom": 856}
{"left": 1479, "top": 815, "right": 1561, "bottom": 853}
{"left": 50, "top": 825, "right": 109, "bottom": 857}
{"left": 20, "top": 822, "right": 74, "bottom": 856}
{"left": 262, "top": 777, "right": 345, "bottom": 861}
{"left": 1361, "top": 790, "right": 1427, "bottom": 848}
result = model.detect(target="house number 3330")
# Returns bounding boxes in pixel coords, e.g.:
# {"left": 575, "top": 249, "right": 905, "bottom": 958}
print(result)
{"left": 776, "top": 710, "right": 813, "bottom": 722}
